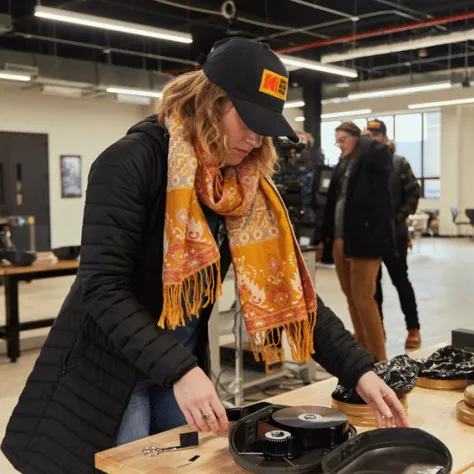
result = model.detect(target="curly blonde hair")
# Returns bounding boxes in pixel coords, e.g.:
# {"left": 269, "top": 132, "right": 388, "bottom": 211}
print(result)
{"left": 157, "top": 70, "right": 278, "bottom": 177}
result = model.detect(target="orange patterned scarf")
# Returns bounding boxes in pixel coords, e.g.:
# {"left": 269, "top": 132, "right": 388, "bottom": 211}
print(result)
{"left": 158, "top": 116, "right": 317, "bottom": 363}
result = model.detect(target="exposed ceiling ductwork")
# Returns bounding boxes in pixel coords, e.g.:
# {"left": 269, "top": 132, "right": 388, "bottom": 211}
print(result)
{"left": 321, "top": 27, "right": 474, "bottom": 63}
{"left": 0, "top": 48, "right": 169, "bottom": 94}
{"left": 277, "top": 10, "right": 474, "bottom": 55}
{"left": 254, "top": 9, "right": 434, "bottom": 43}
{"left": 3, "top": 1, "right": 474, "bottom": 84}
{"left": 153, "top": 0, "right": 329, "bottom": 39}
{"left": 13, "top": 32, "right": 199, "bottom": 67}
{"left": 289, "top": 0, "right": 356, "bottom": 20}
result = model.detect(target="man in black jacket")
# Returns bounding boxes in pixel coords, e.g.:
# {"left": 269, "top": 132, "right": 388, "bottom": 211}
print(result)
{"left": 363, "top": 120, "right": 421, "bottom": 349}
{"left": 318, "top": 122, "right": 396, "bottom": 363}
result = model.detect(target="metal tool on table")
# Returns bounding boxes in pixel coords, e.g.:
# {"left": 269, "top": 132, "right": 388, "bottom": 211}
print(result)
{"left": 142, "top": 431, "right": 199, "bottom": 457}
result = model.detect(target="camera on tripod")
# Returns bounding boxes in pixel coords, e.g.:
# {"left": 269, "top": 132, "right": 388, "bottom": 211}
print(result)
{"left": 273, "top": 137, "right": 316, "bottom": 242}
{"left": 274, "top": 137, "right": 307, "bottom": 155}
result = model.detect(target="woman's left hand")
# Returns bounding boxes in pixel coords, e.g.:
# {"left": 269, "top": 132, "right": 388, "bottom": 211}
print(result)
{"left": 355, "top": 371, "right": 409, "bottom": 428}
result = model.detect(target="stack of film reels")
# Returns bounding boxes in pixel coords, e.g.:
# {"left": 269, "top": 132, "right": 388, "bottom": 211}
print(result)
{"left": 331, "top": 396, "right": 409, "bottom": 427}
{"left": 456, "top": 384, "right": 474, "bottom": 426}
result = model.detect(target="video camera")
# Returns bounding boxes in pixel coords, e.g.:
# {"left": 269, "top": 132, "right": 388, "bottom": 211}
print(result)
{"left": 0, "top": 217, "right": 37, "bottom": 267}
{"left": 274, "top": 137, "right": 306, "bottom": 155}
{"left": 273, "top": 138, "right": 317, "bottom": 241}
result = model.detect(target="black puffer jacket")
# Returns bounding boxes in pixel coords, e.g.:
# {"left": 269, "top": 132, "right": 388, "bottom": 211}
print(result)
{"left": 2, "top": 116, "right": 374, "bottom": 474}
{"left": 322, "top": 136, "right": 397, "bottom": 258}
{"left": 390, "top": 153, "right": 420, "bottom": 237}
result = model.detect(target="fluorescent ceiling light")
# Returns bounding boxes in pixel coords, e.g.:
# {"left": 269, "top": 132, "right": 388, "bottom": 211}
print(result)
{"left": 34, "top": 6, "right": 192, "bottom": 44}
{"left": 106, "top": 87, "right": 163, "bottom": 98}
{"left": 284, "top": 100, "right": 305, "bottom": 109}
{"left": 322, "top": 97, "right": 350, "bottom": 105}
{"left": 408, "top": 98, "right": 474, "bottom": 110}
{"left": 36, "top": 77, "right": 94, "bottom": 89}
{"left": 115, "top": 94, "right": 152, "bottom": 105}
{"left": 322, "top": 109, "right": 371, "bottom": 119}
{"left": 295, "top": 116, "right": 305, "bottom": 122}
{"left": 348, "top": 82, "right": 452, "bottom": 100}
{"left": 41, "top": 85, "right": 84, "bottom": 98}
{"left": 279, "top": 54, "right": 358, "bottom": 78}
{"left": 0, "top": 71, "right": 31, "bottom": 82}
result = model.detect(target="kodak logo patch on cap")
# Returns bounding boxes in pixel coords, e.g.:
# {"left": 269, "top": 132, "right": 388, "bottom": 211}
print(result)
{"left": 259, "top": 69, "right": 288, "bottom": 101}
{"left": 368, "top": 121, "right": 382, "bottom": 130}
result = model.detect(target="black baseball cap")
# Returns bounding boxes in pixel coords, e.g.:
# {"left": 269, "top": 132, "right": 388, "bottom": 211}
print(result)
{"left": 367, "top": 119, "right": 387, "bottom": 136}
{"left": 202, "top": 37, "right": 299, "bottom": 143}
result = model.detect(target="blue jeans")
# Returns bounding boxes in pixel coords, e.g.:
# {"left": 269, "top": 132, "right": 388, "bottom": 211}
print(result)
{"left": 114, "top": 267, "right": 209, "bottom": 446}
{"left": 114, "top": 378, "right": 187, "bottom": 446}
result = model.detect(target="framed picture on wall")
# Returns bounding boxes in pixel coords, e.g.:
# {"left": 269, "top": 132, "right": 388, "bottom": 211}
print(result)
{"left": 60, "top": 155, "right": 82, "bottom": 198}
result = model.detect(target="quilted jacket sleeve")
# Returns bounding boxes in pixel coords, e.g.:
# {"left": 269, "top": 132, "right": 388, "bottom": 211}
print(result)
{"left": 397, "top": 157, "right": 421, "bottom": 224}
{"left": 79, "top": 138, "right": 198, "bottom": 388}
{"left": 312, "top": 295, "right": 374, "bottom": 388}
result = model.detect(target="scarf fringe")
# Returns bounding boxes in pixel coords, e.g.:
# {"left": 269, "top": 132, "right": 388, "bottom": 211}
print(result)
{"left": 158, "top": 262, "right": 222, "bottom": 330}
{"left": 247, "top": 311, "right": 317, "bottom": 364}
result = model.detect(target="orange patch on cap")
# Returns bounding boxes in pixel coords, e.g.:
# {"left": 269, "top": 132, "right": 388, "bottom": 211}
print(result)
{"left": 368, "top": 121, "right": 382, "bottom": 129}
{"left": 259, "top": 69, "right": 288, "bottom": 101}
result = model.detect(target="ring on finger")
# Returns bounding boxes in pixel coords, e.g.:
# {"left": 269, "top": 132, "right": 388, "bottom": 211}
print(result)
{"left": 202, "top": 410, "right": 213, "bottom": 421}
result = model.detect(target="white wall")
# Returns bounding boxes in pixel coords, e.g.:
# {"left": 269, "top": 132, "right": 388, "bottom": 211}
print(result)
{"left": 460, "top": 106, "right": 474, "bottom": 213}
{"left": 0, "top": 82, "right": 149, "bottom": 248}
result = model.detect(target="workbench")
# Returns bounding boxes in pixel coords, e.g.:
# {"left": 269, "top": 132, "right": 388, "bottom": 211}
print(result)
{"left": 96, "top": 343, "right": 474, "bottom": 474}
{"left": 0, "top": 259, "right": 79, "bottom": 362}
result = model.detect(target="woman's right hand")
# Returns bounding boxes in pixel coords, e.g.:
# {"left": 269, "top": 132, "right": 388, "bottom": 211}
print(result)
{"left": 173, "top": 366, "right": 229, "bottom": 435}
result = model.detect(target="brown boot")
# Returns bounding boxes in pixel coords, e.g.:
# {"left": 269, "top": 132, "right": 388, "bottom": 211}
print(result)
{"left": 405, "top": 329, "right": 421, "bottom": 349}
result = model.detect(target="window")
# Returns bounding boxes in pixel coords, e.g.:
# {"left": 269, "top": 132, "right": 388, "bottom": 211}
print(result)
{"left": 424, "top": 179, "right": 440, "bottom": 199}
{"left": 395, "top": 113, "right": 423, "bottom": 177}
{"left": 321, "top": 111, "right": 441, "bottom": 198}
{"left": 321, "top": 120, "right": 341, "bottom": 166}
{"left": 423, "top": 112, "right": 441, "bottom": 178}
{"left": 393, "top": 111, "right": 441, "bottom": 198}
{"left": 351, "top": 118, "right": 368, "bottom": 131}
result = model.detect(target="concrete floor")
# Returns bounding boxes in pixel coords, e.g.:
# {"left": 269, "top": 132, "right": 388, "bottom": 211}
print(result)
{"left": 0, "top": 238, "right": 473, "bottom": 473}
{"left": 315, "top": 237, "right": 474, "bottom": 357}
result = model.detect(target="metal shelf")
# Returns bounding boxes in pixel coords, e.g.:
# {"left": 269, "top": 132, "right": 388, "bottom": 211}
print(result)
{"left": 216, "top": 364, "right": 313, "bottom": 405}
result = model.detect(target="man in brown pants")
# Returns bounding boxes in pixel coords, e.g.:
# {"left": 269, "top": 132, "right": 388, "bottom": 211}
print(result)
{"left": 362, "top": 120, "right": 421, "bottom": 350}
{"left": 318, "top": 122, "right": 396, "bottom": 362}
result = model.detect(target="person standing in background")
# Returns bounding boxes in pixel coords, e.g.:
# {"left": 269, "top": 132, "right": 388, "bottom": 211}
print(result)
{"left": 317, "top": 122, "right": 396, "bottom": 362}
{"left": 362, "top": 120, "right": 422, "bottom": 349}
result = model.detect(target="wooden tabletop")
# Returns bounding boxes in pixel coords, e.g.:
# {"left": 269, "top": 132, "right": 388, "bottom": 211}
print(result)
{"left": 96, "top": 343, "right": 474, "bottom": 474}
{"left": 0, "top": 258, "right": 79, "bottom": 276}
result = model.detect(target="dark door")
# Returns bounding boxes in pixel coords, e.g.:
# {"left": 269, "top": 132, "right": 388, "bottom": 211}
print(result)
{"left": 0, "top": 132, "right": 50, "bottom": 251}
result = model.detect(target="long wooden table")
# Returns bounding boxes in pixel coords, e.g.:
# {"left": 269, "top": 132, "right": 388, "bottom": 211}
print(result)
{"left": 0, "top": 259, "right": 79, "bottom": 362}
{"left": 96, "top": 343, "right": 474, "bottom": 474}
